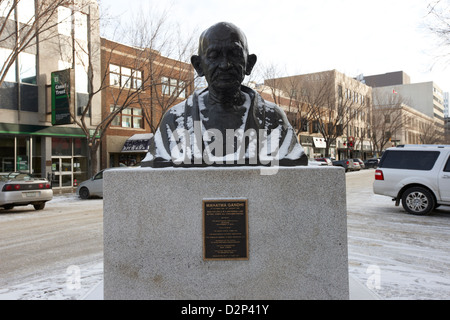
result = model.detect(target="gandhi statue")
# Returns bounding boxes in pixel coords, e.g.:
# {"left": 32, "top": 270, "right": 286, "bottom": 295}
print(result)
{"left": 142, "top": 22, "right": 308, "bottom": 168}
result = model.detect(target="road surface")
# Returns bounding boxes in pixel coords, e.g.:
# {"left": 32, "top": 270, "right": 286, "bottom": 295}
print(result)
{"left": 0, "top": 194, "right": 103, "bottom": 299}
{"left": 1, "top": 169, "right": 449, "bottom": 299}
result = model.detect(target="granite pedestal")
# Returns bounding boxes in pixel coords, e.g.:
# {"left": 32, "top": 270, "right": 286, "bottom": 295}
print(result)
{"left": 103, "top": 166, "right": 349, "bottom": 300}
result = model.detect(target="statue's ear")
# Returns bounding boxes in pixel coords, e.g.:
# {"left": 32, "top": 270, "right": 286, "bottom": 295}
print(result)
{"left": 245, "top": 54, "right": 257, "bottom": 75}
{"left": 191, "top": 55, "right": 204, "bottom": 77}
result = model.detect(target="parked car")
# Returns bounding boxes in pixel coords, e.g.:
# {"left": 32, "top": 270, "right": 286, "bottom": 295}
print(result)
{"left": 314, "top": 158, "right": 333, "bottom": 166}
{"left": 0, "top": 172, "right": 53, "bottom": 210}
{"left": 76, "top": 170, "right": 105, "bottom": 199}
{"left": 308, "top": 159, "right": 322, "bottom": 166}
{"left": 353, "top": 158, "right": 365, "bottom": 169}
{"left": 364, "top": 158, "right": 379, "bottom": 169}
{"left": 332, "top": 159, "right": 357, "bottom": 172}
{"left": 373, "top": 145, "right": 450, "bottom": 215}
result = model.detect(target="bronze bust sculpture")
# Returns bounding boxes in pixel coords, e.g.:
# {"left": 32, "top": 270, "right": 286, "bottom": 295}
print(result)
{"left": 142, "top": 22, "right": 308, "bottom": 168}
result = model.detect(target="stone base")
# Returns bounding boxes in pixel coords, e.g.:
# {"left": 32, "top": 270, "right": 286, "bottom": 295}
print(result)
{"left": 103, "top": 166, "right": 349, "bottom": 300}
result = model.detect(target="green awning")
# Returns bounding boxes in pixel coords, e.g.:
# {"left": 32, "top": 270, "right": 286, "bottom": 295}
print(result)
{"left": 0, "top": 123, "right": 88, "bottom": 138}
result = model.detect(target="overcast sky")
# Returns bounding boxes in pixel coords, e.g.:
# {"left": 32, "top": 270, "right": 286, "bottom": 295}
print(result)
{"left": 100, "top": 0, "right": 449, "bottom": 93}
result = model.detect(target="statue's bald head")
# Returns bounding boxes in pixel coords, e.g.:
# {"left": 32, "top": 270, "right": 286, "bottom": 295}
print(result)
{"left": 198, "top": 22, "right": 250, "bottom": 56}
{"left": 191, "top": 22, "right": 257, "bottom": 99}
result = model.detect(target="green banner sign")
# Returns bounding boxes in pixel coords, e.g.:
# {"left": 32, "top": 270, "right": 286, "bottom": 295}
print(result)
{"left": 51, "top": 69, "right": 73, "bottom": 125}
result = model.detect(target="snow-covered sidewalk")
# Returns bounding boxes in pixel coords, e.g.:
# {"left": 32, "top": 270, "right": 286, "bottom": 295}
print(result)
{"left": 1, "top": 169, "right": 449, "bottom": 300}
{"left": 346, "top": 170, "right": 450, "bottom": 300}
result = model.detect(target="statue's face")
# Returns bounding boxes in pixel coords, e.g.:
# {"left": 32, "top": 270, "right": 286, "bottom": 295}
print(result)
{"left": 192, "top": 23, "right": 256, "bottom": 95}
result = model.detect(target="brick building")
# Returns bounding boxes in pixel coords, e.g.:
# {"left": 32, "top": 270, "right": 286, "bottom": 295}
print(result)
{"left": 100, "top": 38, "right": 194, "bottom": 169}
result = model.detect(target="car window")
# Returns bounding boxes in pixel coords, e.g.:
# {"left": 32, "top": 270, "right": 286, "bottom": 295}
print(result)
{"left": 444, "top": 156, "right": 450, "bottom": 172}
{"left": 379, "top": 150, "right": 440, "bottom": 171}
{"left": 94, "top": 171, "right": 103, "bottom": 180}
{"left": 6, "top": 173, "right": 33, "bottom": 180}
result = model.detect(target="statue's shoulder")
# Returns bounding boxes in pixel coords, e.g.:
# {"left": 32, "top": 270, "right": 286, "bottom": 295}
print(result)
{"left": 252, "top": 91, "right": 289, "bottom": 128}
{"left": 162, "top": 89, "right": 205, "bottom": 120}
{"left": 163, "top": 100, "right": 186, "bottom": 119}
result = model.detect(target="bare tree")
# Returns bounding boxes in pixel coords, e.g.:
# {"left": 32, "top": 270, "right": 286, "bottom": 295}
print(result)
{"left": 122, "top": 9, "right": 197, "bottom": 132}
{"left": 258, "top": 63, "right": 304, "bottom": 132}
{"left": 370, "top": 90, "right": 410, "bottom": 155}
{"left": 69, "top": 5, "right": 196, "bottom": 175}
{"left": 419, "top": 120, "right": 445, "bottom": 144}
{"left": 426, "top": 0, "right": 450, "bottom": 65}
{"left": 289, "top": 71, "right": 368, "bottom": 158}
{"left": 0, "top": 0, "right": 83, "bottom": 86}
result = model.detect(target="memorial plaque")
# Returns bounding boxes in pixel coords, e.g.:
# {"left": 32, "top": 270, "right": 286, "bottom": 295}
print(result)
{"left": 203, "top": 199, "right": 248, "bottom": 260}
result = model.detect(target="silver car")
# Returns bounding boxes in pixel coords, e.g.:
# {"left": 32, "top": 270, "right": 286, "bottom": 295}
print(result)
{"left": 76, "top": 170, "right": 105, "bottom": 199}
{"left": 0, "top": 172, "right": 53, "bottom": 210}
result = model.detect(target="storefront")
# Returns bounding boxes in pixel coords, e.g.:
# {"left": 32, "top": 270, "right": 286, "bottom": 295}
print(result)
{"left": 299, "top": 135, "right": 313, "bottom": 159}
{"left": 51, "top": 137, "right": 88, "bottom": 189}
{"left": 0, "top": 123, "right": 90, "bottom": 189}
{"left": 0, "top": 135, "right": 42, "bottom": 175}
{"left": 312, "top": 137, "right": 327, "bottom": 158}
{"left": 106, "top": 133, "right": 153, "bottom": 168}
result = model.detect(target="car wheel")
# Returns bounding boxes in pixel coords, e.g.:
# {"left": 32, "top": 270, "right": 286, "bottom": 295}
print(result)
{"left": 401, "top": 187, "right": 435, "bottom": 215}
{"left": 33, "top": 203, "right": 45, "bottom": 210}
{"left": 79, "top": 187, "right": 90, "bottom": 200}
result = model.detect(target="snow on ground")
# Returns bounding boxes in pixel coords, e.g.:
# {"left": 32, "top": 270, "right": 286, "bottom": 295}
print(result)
{"left": 0, "top": 262, "right": 103, "bottom": 300}
{"left": 1, "top": 169, "right": 449, "bottom": 300}
{"left": 345, "top": 170, "right": 450, "bottom": 300}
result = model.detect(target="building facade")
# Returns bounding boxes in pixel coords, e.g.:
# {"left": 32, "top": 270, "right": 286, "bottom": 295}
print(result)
{"left": 363, "top": 71, "right": 445, "bottom": 144}
{"left": 363, "top": 71, "right": 411, "bottom": 87}
{"left": 262, "top": 70, "right": 373, "bottom": 160}
{"left": 0, "top": 0, "right": 101, "bottom": 189}
{"left": 100, "top": 38, "right": 194, "bottom": 169}
{"left": 444, "top": 91, "right": 449, "bottom": 118}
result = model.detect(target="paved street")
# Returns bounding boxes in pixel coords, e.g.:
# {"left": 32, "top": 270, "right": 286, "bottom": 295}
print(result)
{"left": 0, "top": 194, "right": 103, "bottom": 299}
{"left": 346, "top": 169, "right": 450, "bottom": 299}
{"left": 1, "top": 168, "right": 450, "bottom": 299}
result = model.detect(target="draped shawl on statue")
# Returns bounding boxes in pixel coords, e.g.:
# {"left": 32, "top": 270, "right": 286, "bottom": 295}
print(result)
{"left": 142, "top": 86, "right": 308, "bottom": 167}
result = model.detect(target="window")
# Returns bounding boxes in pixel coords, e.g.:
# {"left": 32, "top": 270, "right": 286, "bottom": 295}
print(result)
{"left": 178, "top": 80, "right": 186, "bottom": 98}
{"left": 380, "top": 150, "right": 440, "bottom": 171}
{"left": 110, "top": 106, "right": 143, "bottom": 129}
{"left": 312, "top": 120, "right": 320, "bottom": 133}
{"left": 444, "top": 157, "right": 450, "bottom": 173}
{"left": 121, "top": 67, "right": 132, "bottom": 89}
{"left": 132, "top": 108, "right": 143, "bottom": 128}
{"left": 109, "top": 65, "right": 120, "bottom": 86}
{"left": 93, "top": 171, "right": 103, "bottom": 180}
{"left": 109, "top": 64, "right": 142, "bottom": 90}
{"left": 300, "top": 118, "right": 308, "bottom": 132}
{"left": 19, "top": 52, "right": 36, "bottom": 84}
{"left": 122, "top": 108, "right": 132, "bottom": 127}
{"left": 58, "top": 6, "right": 72, "bottom": 36}
{"left": 0, "top": 48, "right": 16, "bottom": 82}
{"left": 17, "top": 0, "right": 35, "bottom": 24}
{"left": 134, "top": 71, "right": 142, "bottom": 90}
{"left": 162, "top": 76, "right": 186, "bottom": 98}
{"left": 74, "top": 11, "right": 88, "bottom": 41}
{"left": 0, "top": 49, "right": 37, "bottom": 112}
{"left": 338, "top": 85, "right": 343, "bottom": 98}
{"left": 1, "top": 0, "right": 35, "bottom": 23}
{"left": 0, "top": 0, "right": 14, "bottom": 20}
{"left": 75, "top": 62, "right": 88, "bottom": 93}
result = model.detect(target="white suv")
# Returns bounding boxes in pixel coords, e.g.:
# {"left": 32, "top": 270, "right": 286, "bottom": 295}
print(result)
{"left": 373, "top": 145, "right": 450, "bottom": 215}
